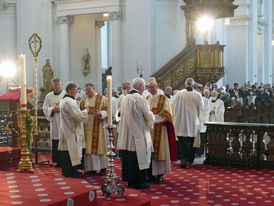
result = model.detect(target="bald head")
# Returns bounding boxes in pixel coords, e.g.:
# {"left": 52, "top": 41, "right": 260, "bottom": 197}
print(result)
{"left": 148, "top": 81, "right": 158, "bottom": 95}
{"left": 132, "top": 77, "right": 146, "bottom": 94}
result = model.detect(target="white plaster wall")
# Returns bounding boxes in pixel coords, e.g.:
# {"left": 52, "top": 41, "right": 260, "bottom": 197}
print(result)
{"left": 16, "top": 0, "right": 53, "bottom": 93}
{"left": 69, "top": 14, "right": 97, "bottom": 89}
{"left": 112, "top": 0, "right": 186, "bottom": 88}
{"left": 154, "top": 0, "right": 186, "bottom": 72}
{"left": 0, "top": 3, "right": 16, "bottom": 94}
{"left": 120, "top": 0, "right": 153, "bottom": 83}
{"left": 35, "top": 0, "right": 54, "bottom": 90}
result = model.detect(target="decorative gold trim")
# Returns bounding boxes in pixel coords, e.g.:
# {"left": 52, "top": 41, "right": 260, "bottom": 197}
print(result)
{"left": 17, "top": 109, "right": 33, "bottom": 173}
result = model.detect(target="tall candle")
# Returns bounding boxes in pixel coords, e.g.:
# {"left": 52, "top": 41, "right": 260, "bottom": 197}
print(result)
{"left": 20, "top": 54, "right": 27, "bottom": 110}
{"left": 106, "top": 75, "right": 112, "bottom": 125}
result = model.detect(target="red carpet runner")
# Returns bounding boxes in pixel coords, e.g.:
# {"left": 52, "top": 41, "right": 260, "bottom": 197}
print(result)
{"left": 0, "top": 152, "right": 273, "bottom": 205}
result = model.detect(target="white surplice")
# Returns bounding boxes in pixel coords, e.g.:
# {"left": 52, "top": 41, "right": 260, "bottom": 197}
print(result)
{"left": 43, "top": 91, "right": 66, "bottom": 140}
{"left": 172, "top": 89, "right": 203, "bottom": 146}
{"left": 58, "top": 96, "right": 88, "bottom": 166}
{"left": 200, "top": 97, "right": 210, "bottom": 133}
{"left": 115, "top": 93, "right": 126, "bottom": 122}
{"left": 208, "top": 98, "right": 225, "bottom": 122}
{"left": 117, "top": 91, "right": 155, "bottom": 170}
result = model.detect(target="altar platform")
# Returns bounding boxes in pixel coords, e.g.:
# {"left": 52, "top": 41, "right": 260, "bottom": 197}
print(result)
{"left": 0, "top": 171, "right": 97, "bottom": 206}
{"left": 0, "top": 147, "right": 21, "bottom": 170}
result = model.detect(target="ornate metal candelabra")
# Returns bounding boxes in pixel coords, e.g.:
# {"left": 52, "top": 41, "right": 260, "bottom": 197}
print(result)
{"left": 101, "top": 124, "right": 125, "bottom": 200}
{"left": 17, "top": 109, "right": 33, "bottom": 172}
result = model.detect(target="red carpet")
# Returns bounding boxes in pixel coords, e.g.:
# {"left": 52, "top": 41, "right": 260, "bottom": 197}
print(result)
{"left": 97, "top": 189, "right": 150, "bottom": 206}
{"left": 0, "top": 170, "right": 96, "bottom": 206}
{"left": 1, "top": 152, "right": 274, "bottom": 205}
{"left": 0, "top": 147, "right": 20, "bottom": 170}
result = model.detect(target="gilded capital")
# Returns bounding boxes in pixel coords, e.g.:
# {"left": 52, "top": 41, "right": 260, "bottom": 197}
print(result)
{"left": 57, "top": 16, "right": 73, "bottom": 25}
{"left": 95, "top": 21, "right": 105, "bottom": 28}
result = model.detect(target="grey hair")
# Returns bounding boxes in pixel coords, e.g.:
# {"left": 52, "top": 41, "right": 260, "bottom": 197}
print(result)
{"left": 203, "top": 89, "right": 210, "bottom": 95}
{"left": 65, "top": 81, "right": 77, "bottom": 92}
{"left": 51, "top": 78, "right": 60, "bottom": 83}
{"left": 185, "top": 78, "right": 195, "bottom": 86}
{"left": 122, "top": 81, "right": 131, "bottom": 88}
{"left": 132, "top": 77, "right": 146, "bottom": 90}
{"left": 112, "top": 88, "right": 117, "bottom": 95}
{"left": 211, "top": 90, "right": 218, "bottom": 95}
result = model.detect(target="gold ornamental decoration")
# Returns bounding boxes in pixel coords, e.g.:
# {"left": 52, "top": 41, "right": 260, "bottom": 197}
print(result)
{"left": 17, "top": 109, "right": 34, "bottom": 172}
{"left": 28, "top": 33, "right": 42, "bottom": 142}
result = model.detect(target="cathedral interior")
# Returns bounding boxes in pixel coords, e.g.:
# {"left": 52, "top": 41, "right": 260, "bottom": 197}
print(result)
{"left": 0, "top": 0, "right": 273, "bottom": 205}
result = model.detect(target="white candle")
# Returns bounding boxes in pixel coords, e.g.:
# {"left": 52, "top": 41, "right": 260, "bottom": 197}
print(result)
{"left": 107, "top": 75, "right": 112, "bottom": 125}
{"left": 20, "top": 54, "right": 27, "bottom": 110}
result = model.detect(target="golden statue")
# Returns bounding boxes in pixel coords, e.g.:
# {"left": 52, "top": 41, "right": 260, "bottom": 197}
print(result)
{"left": 42, "top": 59, "right": 54, "bottom": 94}
{"left": 82, "top": 48, "right": 91, "bottom": 76}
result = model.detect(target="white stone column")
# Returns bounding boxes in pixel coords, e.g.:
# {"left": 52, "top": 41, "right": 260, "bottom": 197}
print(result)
{"left": 257, "top": 25, "right": 264, "bottom": 83}
{"left": 57, "top": 16, "right": 72, "bottom": 85}
{"left": 225, "top": 0, "right": 251, "bottom": 85}
{"left": 95, "top": 20, "right": 104, "bottom": 93}
{"left": 226, "top": 18, "right": 249, "bottom": 85}
{"left": 107, "top": 21, "right": 112, "bottom": 68}
{"left": 250, "top": 0, "right": 258, "bottom": 83}
{"left": 111, "top": 12, "right": 123, "bottom": 89}
{"left": 263, "top": 0, "right": 272, "bottom": 83}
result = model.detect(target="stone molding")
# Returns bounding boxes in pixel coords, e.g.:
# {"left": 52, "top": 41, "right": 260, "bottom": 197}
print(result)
{"left": 55, "top": 0, "right": 122, "bottom": 17}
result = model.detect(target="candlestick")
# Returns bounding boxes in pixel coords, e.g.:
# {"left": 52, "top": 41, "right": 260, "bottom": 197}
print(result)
{"left": 107, "top": 75, "right": 112, "bottom": 125}
{"left": 17, "top": 109, "right": 34, "bottom": 172}
{"left": 102, "top": 125, "right": 125, "bottom": 200}
{"left": 20, "top": 54, "right": 27, "bottom": 110}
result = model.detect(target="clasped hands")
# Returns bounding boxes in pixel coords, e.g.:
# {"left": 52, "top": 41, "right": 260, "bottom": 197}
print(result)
{"left": 86, "top": 108, "right": 101, "bottom": 118}
{"left": 53, "top": 107, "right": 60, "bottom": 113}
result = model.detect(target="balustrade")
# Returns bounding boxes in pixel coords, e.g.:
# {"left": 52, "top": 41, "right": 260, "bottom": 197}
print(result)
{"left": 204, "top": 122, "right": 274, "bottom": 168}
